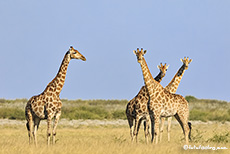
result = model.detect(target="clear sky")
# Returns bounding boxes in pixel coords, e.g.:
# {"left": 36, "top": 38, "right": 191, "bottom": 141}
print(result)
{"left": 0, "top": 0, "right": 229, "bottom": 101}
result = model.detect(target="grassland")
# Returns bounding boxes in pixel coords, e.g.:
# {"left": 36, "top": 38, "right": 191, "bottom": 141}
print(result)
{"left": 0, "top": 96, "right": 229, "bottom": 122}
{"left": 0, "top": 121, "right": 229, "bottom": 154}
{"left": 0, "top": 97, "right": 229, "bottom": 154}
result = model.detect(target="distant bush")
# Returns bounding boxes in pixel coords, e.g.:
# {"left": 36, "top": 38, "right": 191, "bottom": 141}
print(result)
{"left": 112, "top": 110, "right": 126, "bottom": 119}
{"left": 0, "top": 97, "right": 229, "bottom": 121}
{"left": 185, "top": 95, "right": 197, "bottom": 102}
{"left": 62, "top": 106, "right": 111, "bottom": 120}
{"left": 0, "top": 108, "right": 25, "bottom": 120}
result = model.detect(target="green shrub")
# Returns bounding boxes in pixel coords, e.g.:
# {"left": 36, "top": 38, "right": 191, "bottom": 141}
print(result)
{"left": 0, "top": 108, "right": 25, "bottom": 120}
{"left": 62, "top": 106, "right": 111, "bottom": 120}
{"left": 207, "top": 132, "right": 230, "bottom": 143}
{"left": 185, "top": 95, "right": 197, "bottom": 102}
{"left": 189, "top": 109, "right": 209, "bottom": 122}
{"left": 0, "top": 97, "right": 229, "bottom": 121}
{"left": 112, "top": 110, "right": 126, "bottom": 119}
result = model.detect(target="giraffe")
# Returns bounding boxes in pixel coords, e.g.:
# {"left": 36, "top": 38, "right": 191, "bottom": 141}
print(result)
{"left": 133, "top": 48, "right": 190, "bottom": 144}
{"left": 25, "top": 46, "right": 86, "bottom": 146}
{"left": 159, "top": 57, "right": 192, "bottom": 142}
{"left": 126, "top": 63, "right": 169, "bottom": 143}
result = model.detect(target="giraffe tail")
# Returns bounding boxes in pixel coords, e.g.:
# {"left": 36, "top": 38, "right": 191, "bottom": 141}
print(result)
{"left": 188, "top": 122, "right": 192, "bottom": 141}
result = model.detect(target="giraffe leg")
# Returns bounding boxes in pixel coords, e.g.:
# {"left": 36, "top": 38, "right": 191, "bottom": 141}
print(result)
{"left": 133, "top": 115, "right": 141, "bottom": 143}
{"left": 126, "top": 113, "right": 134, "bottom": 141}
{"left": 143, "top": 120, "right": 148, "bottom": 144}
{"left": 47, "top": 117, "right": 52, "bottom": 146}
{"left": 188, "top": 122, "right": 192, "bottom": 141}
{"left": 167, "top": 117, "right": 172, "bottom": 142}
{"left": 26, "top": 109, "right": 34, "bottom": 145}
{"left": 26, "top": 119, "right": 33, "bottom": 145}
{"left": 150, "top": 114, "right": 155, "bottom": 143}
{"left": 136, "top": 118, "right": 142, "bottom": 143}
{"left": 52, "top": 111, "right": 61, "bottom": 144}
{"left": 144, "top": 115, "right": 151, "bottom": 144}
{"left": 153, "top": 115, "right": 160, "bottom": 144}
{"left": 33, "top": 117, "right": 40, "bottom": 147}
{"left": 174, "top": 113, "right": 189, "bottom": 144}
{"left": 159, "top": 117, "right": 165, "bottom": 143}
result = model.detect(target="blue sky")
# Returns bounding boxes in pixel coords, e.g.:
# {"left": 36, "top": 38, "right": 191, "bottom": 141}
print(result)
{"left": 0, "top": 0, "right": 229, "bottom": 101}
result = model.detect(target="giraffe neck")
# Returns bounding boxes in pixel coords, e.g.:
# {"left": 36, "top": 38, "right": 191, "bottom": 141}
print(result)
{"left": 44, "top": 52, "right": 71, "bottom": 96}
{"left": 165, "top": 63, "right": 186, "bottom": 93}
{"left": 140, "top": 58, "right": 162, "bottom": 97}
{"left": 154, "top": 71, "right": 164, "bottom": 83}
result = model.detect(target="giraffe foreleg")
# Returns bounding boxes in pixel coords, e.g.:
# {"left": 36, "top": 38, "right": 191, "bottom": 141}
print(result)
{"left": 149, "top": 114, "right": 155, "bottom": 143}
{"left": 167, "top": 117, "right": 172, "bottom": 142}
{"left": 144, "top": 115, "right": 151, "bottom": 144}
{"left": 153, "top": 115, "right": 160, "bottom": 144}
{"left": 159, "top": 117, "right": 165, "bottom": 143}
{"left": 52, "top": 111, "right": 61, "bottom": 144}
{"left": 47, "top": 117, "right": 52, "bottom": 146}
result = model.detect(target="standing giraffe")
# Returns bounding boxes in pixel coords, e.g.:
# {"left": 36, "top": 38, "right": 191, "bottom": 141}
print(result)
{"left": 159, "top": 57, "right": 192, "bottom": 142}
{"left": 126, "top": 63, "right": 169, "bottom": 143}
{"left": 133, "top": 48, "right": 190, "bottom": 144}
{"left": 25, "top": 46, "right": 86, "bottom": 146}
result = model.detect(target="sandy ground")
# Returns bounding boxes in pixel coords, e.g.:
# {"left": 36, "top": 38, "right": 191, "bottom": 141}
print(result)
{"left": 0, "top": 119, "right": 230, "bottom": 127}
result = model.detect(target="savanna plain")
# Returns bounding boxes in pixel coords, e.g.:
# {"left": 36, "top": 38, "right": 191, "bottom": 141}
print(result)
{"left": 0, "top": 96, "right": 229, "bottom": 154}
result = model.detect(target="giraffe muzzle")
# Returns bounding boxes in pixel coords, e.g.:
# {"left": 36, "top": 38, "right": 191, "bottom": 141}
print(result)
{"left": 81, "top": 56, "right": 86, "bottom": 61}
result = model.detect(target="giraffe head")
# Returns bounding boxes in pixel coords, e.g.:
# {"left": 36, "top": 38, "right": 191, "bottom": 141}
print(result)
{"left": 133, "top": 48, "right": 147, "bottom": 63}
{"left": 68, "top": 46, "right": 86, "bottom": 61}
{"left": 157, "top": 63, "right": 169, "bottom": 77}
{"left": 180, "top": 57, "right": 192, "bottom": 70}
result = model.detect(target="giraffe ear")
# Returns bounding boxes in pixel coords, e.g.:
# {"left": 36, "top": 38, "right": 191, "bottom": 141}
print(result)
{"left": 180, "top": 58, "right": 183, "bottom": 62}
{"left": 143, "top": 50, "right": 147, "bottom": 54}
{"left": 189, "top": 59, "right": 193, "bottom": 63}
{"left": 157, "top": 65, "right": 160, "bottom": 69}
{"left": 133, "top": 50, "right": 137, "bottom": 55}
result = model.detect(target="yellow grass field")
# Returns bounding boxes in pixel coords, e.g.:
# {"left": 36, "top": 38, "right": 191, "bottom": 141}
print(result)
{"left": 0, "top": 120, "right": 229, "bottom": 154}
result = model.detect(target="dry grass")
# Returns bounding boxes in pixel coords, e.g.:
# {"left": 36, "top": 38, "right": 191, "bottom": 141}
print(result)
{"left": 0, "top": 121, "right": 229, "bottom": 154}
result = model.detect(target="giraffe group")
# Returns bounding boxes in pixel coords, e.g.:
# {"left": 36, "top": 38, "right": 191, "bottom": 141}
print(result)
{"left": 126, "top": 63, "right": 169, "bottom": 143}
{"left": 126, "top": 56, "right": 192, "bottom": 143}
{"left": 133, "top": 48, "right": 192, "bottom": 144}
{"left": 25, "top": 46, "right": 192, "bottom": 146}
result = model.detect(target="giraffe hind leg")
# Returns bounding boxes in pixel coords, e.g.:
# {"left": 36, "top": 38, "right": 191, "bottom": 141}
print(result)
{"left": 188, "top": 122, "right": 192, "bottom": 141}
{"left": 174, "top": 113, "right": 189, "bottom": 143}
{"left": 25, "top": 109, "right": 34, "bottom": 145}
{"left": 133, "top": 116, "right": 141, "bottom": 143}
{"left": 33, "top": 117, "right": 41, "bottom": 147}
{"left": 52, "top": 111, "right": 61, "bottom": 144}
{"left": 126, "top": 115, "right": 134, "bottom": 141}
